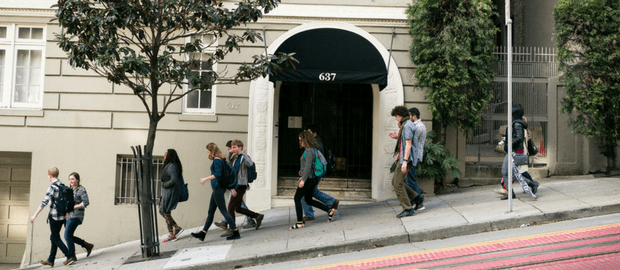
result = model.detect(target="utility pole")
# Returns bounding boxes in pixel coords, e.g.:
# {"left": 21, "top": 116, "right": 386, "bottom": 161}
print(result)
{"left": 506, "top": 0, "right": 514, "bottom": 212}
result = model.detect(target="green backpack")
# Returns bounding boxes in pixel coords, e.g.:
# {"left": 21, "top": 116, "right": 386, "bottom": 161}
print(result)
{"left": 304, "top": 148, "right": 327, "bottom": 178}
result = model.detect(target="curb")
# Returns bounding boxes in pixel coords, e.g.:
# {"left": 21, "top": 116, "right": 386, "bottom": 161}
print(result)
{"left": 177, "top": 203, "right": 620, "bottom": 269}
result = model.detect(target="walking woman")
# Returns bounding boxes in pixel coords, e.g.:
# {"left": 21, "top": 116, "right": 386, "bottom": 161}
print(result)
{"left": 191, "top": 143, "right": 240, "bottom": 241}
{"left": 500, "top": 104, "right": 538, "bottom": 200}
{"left": 64, "top": 172, "right": 94, "bottom": 263}
{"left": 160, "top": 149, "right": 184, "bottom": 243}
{"left": 290, "top": 131, "right": 336, "bottom": 229}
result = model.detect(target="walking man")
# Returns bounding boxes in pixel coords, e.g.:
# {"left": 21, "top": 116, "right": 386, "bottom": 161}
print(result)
{"left": 30, "top": 167, "right": 76, "bottom": 267}
{"left": 407, "top": 107, "right": 427, "bottom": 211}
{"left": 389, "top": 106, "right": 418, "bottom": 218}
{"left": 226, "top": 140, "right": 264, "bottom": 235}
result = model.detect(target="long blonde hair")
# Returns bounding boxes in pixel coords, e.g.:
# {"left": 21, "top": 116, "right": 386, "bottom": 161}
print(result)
{"left": 299, "top": 130, "right": 319, "bottom": 149}
{"left": 206, "top": 143, "right": 224, "bottom": 160}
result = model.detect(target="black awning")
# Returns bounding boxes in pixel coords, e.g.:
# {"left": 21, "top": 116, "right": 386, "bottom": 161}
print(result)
{"left": 270, "top": 28, "right": 388, "bottom": 90}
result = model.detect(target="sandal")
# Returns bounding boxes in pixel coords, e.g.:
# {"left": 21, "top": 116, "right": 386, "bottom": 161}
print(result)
{"left": 290, "top": 222, "right": 305, "bottom": 230}
{"left": 328, "top": 208, "right": 336, "bottom": 222}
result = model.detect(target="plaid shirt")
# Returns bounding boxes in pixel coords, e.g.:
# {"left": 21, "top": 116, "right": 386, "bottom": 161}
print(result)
{"left": 412, "top": 119, "right": 427, "bottom": 165}
{"left": 39, "top": 179, "right": 65, "bottom": 221}
{"left": 68, "top": 185, "right": 89, "bottom": 222}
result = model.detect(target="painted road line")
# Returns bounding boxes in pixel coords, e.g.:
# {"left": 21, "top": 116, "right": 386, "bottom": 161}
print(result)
{"left": 299, "top": 223, "right": 620, "bottom": 270}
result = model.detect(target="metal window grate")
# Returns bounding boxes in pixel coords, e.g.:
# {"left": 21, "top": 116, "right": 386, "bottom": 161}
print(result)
{"left": 115, "top": 155, "right": 164, "bottom": 205}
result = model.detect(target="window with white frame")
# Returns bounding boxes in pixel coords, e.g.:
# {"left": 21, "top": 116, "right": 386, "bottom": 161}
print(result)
{"left": 183, "top": 35, "right": 216, "bottom": 114}
{"left": 0, "top": 25, "right": 46, "bottom": 109}
{"left": 115, "top": 155, "right": 164, "bottom": 205}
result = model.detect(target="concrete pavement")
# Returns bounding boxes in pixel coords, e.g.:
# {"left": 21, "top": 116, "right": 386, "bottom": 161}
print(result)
{"left": 18, "top": 176, "right": 620, "bottom": 270}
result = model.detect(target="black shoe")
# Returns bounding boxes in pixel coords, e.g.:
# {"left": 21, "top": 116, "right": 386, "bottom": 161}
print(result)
{"left": 396, "top": 209, "right": 415, "bottom": 218}
{"left": 332, "top": 199, "right": 339, "bottom": 210}
{"left": 531, "top": 182, "right": 539, "bottom": 194}
{"left": 84, "top": 242, "right": 94, "bottom": 257}
{"left": 255, "top": 214, "right": 264, "bottom": 230}
{"left": 191, "top": 230, "right": 207, "bottom": 241}
{"left": 64, "top": 256, "right": 76, "bottom": 266}
{"left": 413, "top": 194, "right": 425, "bottom": 211}
{"left": 40, "top": 260, "right": 54, "bottom": 267}
{"left": 226, "top": 229, "right": 240, "bottom": 240}
{"left": 500, "top": 190, "right": 517, "bottom": 200}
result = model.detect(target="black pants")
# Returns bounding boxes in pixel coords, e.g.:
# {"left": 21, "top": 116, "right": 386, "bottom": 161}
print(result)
{"left": 294, "top": 178, "right": 330, "bottom": 222}
{"left": 48, "top": 217, "right": 70, "bottom": 261}
{"left": 202, "top": 187, "right": 236, "bottom": 231}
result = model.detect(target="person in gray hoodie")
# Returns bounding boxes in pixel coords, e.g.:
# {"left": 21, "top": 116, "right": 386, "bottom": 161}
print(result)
{"left": 227, "top": 140, "right": 264, "bottom": 232}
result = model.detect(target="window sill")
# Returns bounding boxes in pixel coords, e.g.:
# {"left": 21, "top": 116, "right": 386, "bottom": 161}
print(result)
{"left": 178, "top": 114, "right": 217, "bottom": 122}
{"left": 0, "top": 109, "right": 44, "bottom": 117}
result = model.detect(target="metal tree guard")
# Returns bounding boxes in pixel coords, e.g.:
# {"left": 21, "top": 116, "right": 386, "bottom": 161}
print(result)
{"left": 131, "top": 145, "right": 160, "bottom": 257}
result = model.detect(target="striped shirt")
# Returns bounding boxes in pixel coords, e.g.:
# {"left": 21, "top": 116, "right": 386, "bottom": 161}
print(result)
{"left": 39, "top": 179, "right": 65, "bottom": 221}
{"left": 68, "top": 185, "right": 89, "bottom": 222}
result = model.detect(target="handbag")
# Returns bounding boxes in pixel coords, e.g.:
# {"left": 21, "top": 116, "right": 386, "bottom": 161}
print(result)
{"left": 179, "top": 177, "right": 189, "bottom": 202}
{"left": 513, "top": 153, "right": 529, "bottom": 166}
{"left": 527, "top": 138, "right": 539, "bottom": 156}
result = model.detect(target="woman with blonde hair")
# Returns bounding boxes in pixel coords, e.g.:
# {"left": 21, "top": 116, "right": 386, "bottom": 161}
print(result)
{"left": 191, "top": 143, "right": 240, "bottom": 241}
{"left": 290, "top": 131, "right": 336, "bottom": 229}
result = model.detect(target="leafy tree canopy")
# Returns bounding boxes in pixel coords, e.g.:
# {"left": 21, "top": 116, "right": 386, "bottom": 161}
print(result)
{"left": 54, "top": 0, "right": 296, "bottom": 125}
{"left": 554, "top": 0, "right": 620, "bottom": 171}
{"left": 407, "top": 0, "right": 498, "bottom": 133}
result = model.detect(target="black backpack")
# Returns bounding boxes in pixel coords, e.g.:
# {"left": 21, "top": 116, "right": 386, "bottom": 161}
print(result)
{"left": 220, "top": 161, "right": 237, "bottom": 189}
{"left": 324, "top": 147, "right": 337, "bottom": 175}
{"left": 53, "top": 183, "right": 75, "bottom": 215}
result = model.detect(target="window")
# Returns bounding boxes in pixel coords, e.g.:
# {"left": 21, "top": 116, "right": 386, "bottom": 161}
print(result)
{"left": 115, "top": 155, "right": 164, "bottom": 205}
{"left": 0, "top": 25, "right": 46, "bottom": 109}
{"left": 183, "top": 35, "right": 217, "bottom": 114}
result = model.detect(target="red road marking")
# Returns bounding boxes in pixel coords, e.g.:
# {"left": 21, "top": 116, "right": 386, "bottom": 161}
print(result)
{"left": 299, "top": 223, "right": 620, "bottom": 270}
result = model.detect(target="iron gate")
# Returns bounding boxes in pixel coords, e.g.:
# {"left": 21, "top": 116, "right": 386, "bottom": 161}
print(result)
{"left": 466, "top": 47, "right": 558, "bottom": 164}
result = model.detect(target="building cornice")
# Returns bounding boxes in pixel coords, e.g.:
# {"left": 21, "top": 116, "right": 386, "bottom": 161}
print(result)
{"left": 259, "top": 16, "right": 407, "bottom": 28}
{"left": 0, "top": 7, "right": 56, "bottom": 18}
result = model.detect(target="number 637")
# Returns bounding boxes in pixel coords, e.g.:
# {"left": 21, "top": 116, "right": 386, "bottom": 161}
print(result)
{"left": 318, "top": 73, "right": 336, "bottom": 81}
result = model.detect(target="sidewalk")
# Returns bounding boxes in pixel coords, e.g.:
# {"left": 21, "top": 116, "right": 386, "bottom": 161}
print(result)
{"left": 20, "top": 176, "right": 620, "bottom": 270}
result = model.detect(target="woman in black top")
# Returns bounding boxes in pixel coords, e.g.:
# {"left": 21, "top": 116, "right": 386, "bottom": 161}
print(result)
{"left": 501, "top": 104, "right": 537, "bottom": 200}
{"left": 160, "top": 149, "right": 184, "bottom": 242}
{"left": 290, "top": 131, "right": 336, "bottom": 229}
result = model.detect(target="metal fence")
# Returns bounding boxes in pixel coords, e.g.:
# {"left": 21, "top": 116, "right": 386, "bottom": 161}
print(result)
{"left": 115, "top": 156, "right": 164, "bottom": 205}
{"left": 466, "top": 47, "right": 557, "bottom": 164}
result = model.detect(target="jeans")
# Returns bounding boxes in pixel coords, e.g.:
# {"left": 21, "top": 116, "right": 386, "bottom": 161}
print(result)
{"left": 301, "top": 177, "right": 336, "bottom": 218}
{"left": 228, "top": 186, "right": 260, "bottom": 220}
{"left": 203, "top": 187, "right": 236, "bottom": 231}
{"left": 294, "top": 178, "right": 329, "bottom": 222}
{"left": 48, "top": 217, "right": 70, "bottom": 261}
{"left": 405, "top": 161, "right": 423, "bottom": 197}
{"left": 241, "top": 201, "right": 253, "bottom": 221}
{"left": 65, "top": 218, "right": 86, "bottom": 255}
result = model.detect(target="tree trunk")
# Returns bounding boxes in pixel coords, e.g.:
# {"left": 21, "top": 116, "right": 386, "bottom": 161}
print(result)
{"left": 138, "top": 119, "right": 159, "bottom": 257}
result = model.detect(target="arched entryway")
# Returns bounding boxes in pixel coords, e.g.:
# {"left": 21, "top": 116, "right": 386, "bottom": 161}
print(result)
{"left": 246, "top": 22, "right": 404, "bottom": 211}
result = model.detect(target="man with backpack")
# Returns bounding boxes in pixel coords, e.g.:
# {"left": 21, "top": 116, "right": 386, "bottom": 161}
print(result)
{"left": 301, "top": 125, "right": 339, "bottom": 221}
{"left": 225, "top": 140, "right": 264, "bottom": 235}
{"left": 30, "top": 167, "right": 76, "bottom": 267}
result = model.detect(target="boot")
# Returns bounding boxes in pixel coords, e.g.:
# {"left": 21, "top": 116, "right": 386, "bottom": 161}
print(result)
{"left": 191, "top": 230, "right": 207, "bottom": 241}
{"left": 226, "top": 229, "right": 240, "bottom": 240}
{"left": 84, "top": 242, "right": 94, "bottom": 257}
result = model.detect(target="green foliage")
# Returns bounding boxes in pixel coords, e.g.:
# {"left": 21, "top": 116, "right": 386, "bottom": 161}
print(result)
{"left": 407, "top": 0, "right": 498, "bottom": 132}
{"left": 53, "top": 0, "right": 296, "bottom": 124}
{"left": 554, "top": 0, "right": 620, "bottom": 169}
{"left": 418, "top": 131, "right": 462, "bottom": 182}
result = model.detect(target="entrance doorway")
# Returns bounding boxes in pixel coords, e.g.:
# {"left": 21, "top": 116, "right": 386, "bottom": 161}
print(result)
{"left": 277, "top": 82, "right": 373, "bottom": 194}
{"left": 0, "top": 152, "right": 31, "bottom": 264}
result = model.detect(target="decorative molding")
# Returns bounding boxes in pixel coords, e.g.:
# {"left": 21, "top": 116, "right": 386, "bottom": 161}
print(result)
{"left": 0, "top": 8, "right": 55, "bottom": 18}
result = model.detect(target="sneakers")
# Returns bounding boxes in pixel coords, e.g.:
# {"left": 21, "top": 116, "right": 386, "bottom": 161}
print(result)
{"left": 173, "top": 227, "right": 184, "bottom": 238}
{"left": 84, "top": 242, "right": 94, "bottom": 257}
{"left": 162, "top": 235, "right": 177, "bottom": 243}
{"left": 64, "top": 256, "right": 76, "bottom": 266}
{"left": 214, "top": 220, "right": 228, "bottom": 230}
{"left": 242, "top": 219, "right": 256, "bottom": 229}
{"left": 40, "top": 260, "right": 54, "bottom": 267}
{"left": 302, "top": 216, "right": 315, "bottom": 221}
{"left": 493, "top": 189, "right": 508, "bottom": 195}
{"left": 220, "top": 229, "right": 233, "bottom": 238}
{"left": 255, "top": 214, "right": 264, "bottom": 230}
{"left": 396, "top": 209, "right": 415, "bottom": 218}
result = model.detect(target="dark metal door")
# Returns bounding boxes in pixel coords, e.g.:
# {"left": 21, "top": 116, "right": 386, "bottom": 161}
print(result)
{"left": 277, "top": 82, "right": 373, "bottom": 179}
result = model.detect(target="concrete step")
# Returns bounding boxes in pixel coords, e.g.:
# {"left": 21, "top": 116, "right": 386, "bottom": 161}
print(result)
{"left": 271, "top": 195, "right": 376, "bottom": 208}
{"left": 278, "top": 177, "right": 372, "bottom": 189}
{"left": 465, "top": 164, "right": 502, "bottom": 178}
{"left": 277, "top": 186, "right": 372, "bottom": 198}
{"left": 460, "top": 167, "right": 549, "bottom": 187}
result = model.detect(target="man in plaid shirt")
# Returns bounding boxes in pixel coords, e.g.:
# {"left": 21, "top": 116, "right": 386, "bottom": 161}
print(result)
{"left": 30, "top": 167, "right": 75, "bottom": 267}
